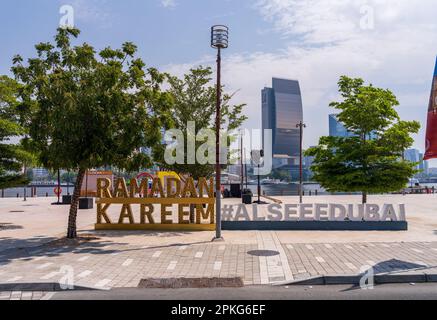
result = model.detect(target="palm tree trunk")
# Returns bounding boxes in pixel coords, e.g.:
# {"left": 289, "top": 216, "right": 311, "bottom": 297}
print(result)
{"left": 67, "top": 168, "right": 86, "bottom": 239}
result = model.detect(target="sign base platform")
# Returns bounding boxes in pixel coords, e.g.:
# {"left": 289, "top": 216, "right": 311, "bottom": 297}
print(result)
{"left": 222, "top": 221, "right": 408, "bottom": 231}
{"left": 95, "top": 223, "right": 216, "bottom": 231}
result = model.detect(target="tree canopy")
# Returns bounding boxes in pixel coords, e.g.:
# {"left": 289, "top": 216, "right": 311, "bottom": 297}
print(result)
{"left": 154, "top": 66, "right": 247, "bottom": 180}
{"left": 306, "top": 76, "right": 420, "bottom": 203}
{"left": 12, "top": 28, "right": 173, "bottom": 237}
{"left": 0, "top": 76, "right": 33, "bottom": 189}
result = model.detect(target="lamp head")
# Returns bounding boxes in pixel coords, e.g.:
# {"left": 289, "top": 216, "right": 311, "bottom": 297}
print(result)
{"left": 211, "top": 25, "right": 229, "bottom": 49}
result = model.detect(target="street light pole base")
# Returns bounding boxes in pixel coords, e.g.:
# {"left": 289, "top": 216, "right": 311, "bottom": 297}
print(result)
{"left": 212, "top": 237, "right": 225, "bottom": 242}
{"left": 253, "top": 201, "right": 268, "bottom": 205}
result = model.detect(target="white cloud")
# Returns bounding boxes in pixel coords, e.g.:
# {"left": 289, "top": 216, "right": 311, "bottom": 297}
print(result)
{"left": 163, "top": 0, "right": 437, "bottom": 164}
{"left": 161, "top": 0, "right": 177, "bottom": 8}
{"left": 67, "top": 0, "right": 112, "bottom": 28}
{"left": 250, "top": 0, "right": 437, "bottom": 149}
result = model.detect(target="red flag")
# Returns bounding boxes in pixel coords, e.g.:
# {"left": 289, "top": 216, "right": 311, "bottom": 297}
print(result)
{"left": 424, "top": 57, "right": 437, "bottom": 160}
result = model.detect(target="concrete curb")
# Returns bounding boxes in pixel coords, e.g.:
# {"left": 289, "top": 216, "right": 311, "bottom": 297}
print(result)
{"left": 275, "top": 272, "right": 434, "bottom": 286}
{"left": 0, "top": 283, "right": 98, "bottom": 292}
{"left": 2, "top": 273, "right": 436, "bottom": 291}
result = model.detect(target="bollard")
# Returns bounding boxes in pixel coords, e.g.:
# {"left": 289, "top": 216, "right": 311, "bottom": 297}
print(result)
{"left": 17, "top": 193, "right": 19, "bottom": 198}
{"left": 315, "top": 190, "right": 318, "bottom": 196}
{"left": 309, "top": 191, "right": 312, "bottom": 196}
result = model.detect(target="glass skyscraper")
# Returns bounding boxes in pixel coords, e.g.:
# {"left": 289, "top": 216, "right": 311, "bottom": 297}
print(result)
{"left": 329, "top": 114, "right": 354, "bottom": 138}
{"left": 329, "top": 114, "right": 378, "bottom": 140}
{"left": 262, "top": 78, "right": 303, "bottom": 178}
{"left": 404, "top": 149, "right": 429, "bottom": 176}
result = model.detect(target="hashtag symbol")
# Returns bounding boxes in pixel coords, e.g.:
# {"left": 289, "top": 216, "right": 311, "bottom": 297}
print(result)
{"left": 221, "top": 205, "right": 235, "bottom": 221}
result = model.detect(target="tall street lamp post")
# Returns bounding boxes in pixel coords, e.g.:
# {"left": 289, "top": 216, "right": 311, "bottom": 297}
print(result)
{"left": 211, "top": 25, "right": 229, "bottom": 241}
{"left": 296, "top": 121, "right": 306, "bottom": 204}
{"left": 23, "top": 165, "right": 27, "bottom": 202}
{"left": 240, "top": 130, "right": 244, "bottom": 199}
{"left": 252, "top": 150, "right": 265, "bottom": 205}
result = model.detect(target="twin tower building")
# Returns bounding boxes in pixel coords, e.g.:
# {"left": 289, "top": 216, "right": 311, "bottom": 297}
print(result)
{"left": 262, "top": 78, "right": 304, "bottom": 179}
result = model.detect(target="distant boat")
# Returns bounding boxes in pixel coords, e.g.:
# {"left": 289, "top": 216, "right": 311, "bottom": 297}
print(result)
{"left": 261, "top": 178, "right": 281, "bottom": 185}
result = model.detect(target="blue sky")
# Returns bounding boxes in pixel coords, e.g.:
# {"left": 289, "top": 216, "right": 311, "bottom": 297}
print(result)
{"left": 2, "top": 0, "right": 437, "bottom": 166}
{"left": 0, "top": 0, "right": 279, "bottom": 70}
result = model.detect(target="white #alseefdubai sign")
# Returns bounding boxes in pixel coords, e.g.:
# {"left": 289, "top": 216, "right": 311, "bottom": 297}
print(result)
{"left": 221, "top": 203, "right": 406, "bottom": 222}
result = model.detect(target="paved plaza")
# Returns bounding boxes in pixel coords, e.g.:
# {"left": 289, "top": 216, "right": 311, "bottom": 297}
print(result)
{"left": 1, "top": 194, "right": 437, "bottom": 299}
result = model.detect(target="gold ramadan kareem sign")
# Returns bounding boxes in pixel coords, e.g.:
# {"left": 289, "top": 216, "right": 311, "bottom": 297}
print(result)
{"left": 95, "top": 177, "right": 216, "bottom": 231}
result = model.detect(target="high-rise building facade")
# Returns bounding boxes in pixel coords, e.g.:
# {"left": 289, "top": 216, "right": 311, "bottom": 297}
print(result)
{"left": 32, "top": 168, "right": 49, "bottom": 178}
{"left": 329, "top": 114, "right": 378, "bottom": 140}
{"left": 303, "top": 147, "right": 316, "bottom": 181}
{"left": 262, "top": 78, "right": 303, "bottom": 179}
{"left": 404, "top": 149, "right": 429, "bottom": 176}
{"left": 419, "top": 153, "right": 429, "bottom": 175}
{"left": 329, "top": 114, "right": 354, "bottom": 138}
{"left": 404, "top": 149, "right": 421, "bottom": 166}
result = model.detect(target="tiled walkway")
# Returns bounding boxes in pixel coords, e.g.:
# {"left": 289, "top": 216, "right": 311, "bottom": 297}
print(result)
{"left": 2, "top": 232, "right": 437, "bottom": 300}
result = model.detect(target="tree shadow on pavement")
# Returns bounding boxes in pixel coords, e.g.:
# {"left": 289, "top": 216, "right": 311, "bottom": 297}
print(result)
{"left": 371, "top": 259, "right": 428, "bottom": 274}
{"left": 0, "top": 235, "right": 58, "bottom": 257}
{"left": 78, "top": 229, "right": 215, "bottom": 250}
{"left": 82, "top": 229, "right": 199, "bottom": 239}
{"left": 0, "top": 232, "right": 213, "bottom": 267}
{"left": 0, "top": 236, "right": 127, "bottom": 266}
{"left": 341, "top": 259, "right": 430, "bottom": 292}
{"left": 0, "top": 223, "right": 23, "bottom": 231}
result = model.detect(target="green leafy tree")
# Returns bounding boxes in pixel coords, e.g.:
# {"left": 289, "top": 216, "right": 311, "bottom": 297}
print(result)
{"left": 61, "top": 171, "right": 76, "bottom": 184}
{"left": 26, "top": 168, "right": 34, "bottom": 182}
{"left": 12, "top": 28, "right": 172, "bottom": 238}
{"left": 306, "top": 76, "right": 420, "bottom": 204}
{"left": 0, "top": 76, "right": 33, "bottom": 189}
{"left": 154, "top": 66, "right": 247, "bottom": 180}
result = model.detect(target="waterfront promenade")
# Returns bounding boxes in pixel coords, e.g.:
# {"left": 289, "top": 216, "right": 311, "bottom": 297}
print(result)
{"left": 1, "top": 194, "right": 437, "bottom": 299}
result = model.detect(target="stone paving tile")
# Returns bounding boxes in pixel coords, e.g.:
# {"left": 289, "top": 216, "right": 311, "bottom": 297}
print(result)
{"left": 2, "top": 240, "right": 437, "bottom": 298}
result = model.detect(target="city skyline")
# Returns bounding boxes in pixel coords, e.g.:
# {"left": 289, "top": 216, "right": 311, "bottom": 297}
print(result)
{"left": 1, "top": 1, "right": 437, "bottom": 166}
{"left": 329, "top": 114, "right": 355, "bottom": 139}
{"left": 404, "top": 148, "right": 429, "bottom": 177}
{"left": 262, "top": 78, "right": 303, "bottom": 168}
{"left": 328, "top": 114, "right": 431, "bottom": 172}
